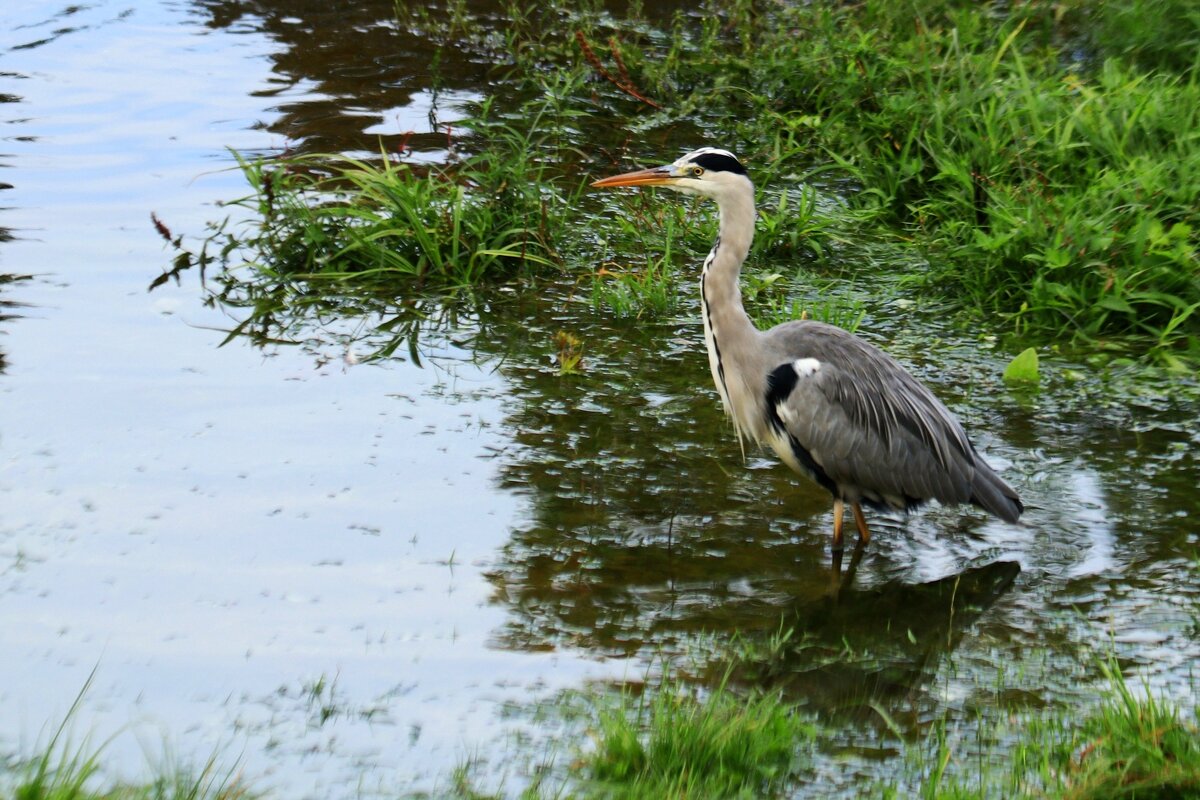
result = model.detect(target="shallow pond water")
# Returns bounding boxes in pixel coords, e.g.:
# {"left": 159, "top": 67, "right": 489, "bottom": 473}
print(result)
{"left": 1, "top": 1, "right": 1198, "bottom": 797}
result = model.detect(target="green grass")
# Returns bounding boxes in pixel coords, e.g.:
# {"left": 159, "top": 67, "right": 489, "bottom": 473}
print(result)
{"left": 152, "top": 79, "right": 592, "bottom": 299}
{"left": 165, "top": 0, "right": 1200, "bottom": 370}
{"left": 437, "top": 654, "right": 1200, "bottom": 800}
{"left": 507, "top": 0, "right": 1200, "bottom": 363}
{"left": 845, "top": 26, "right": 1200, "bottom": 363}
{"left": 1039, "top": 660, "right": 1200, "bottom": 799}
{"left": 10, "top": 658, "right": 1199, "bottom": 799}
{"left": 7, "top": 748, "right": 253, "bottom": 800}
{"left": 687, "top": 0, "right": 1200, "bottom": 363}
{"left": 588, "top": 201, "right": 691, "bottom": 320}
{"left": 885, "top": 659, "right": 1200, "bottom": 800}
{"left": 4, "top": 676, "right": 253, "bottom": 800}
{"left": 582, "top": 670, "right": 816, "bottom": 799}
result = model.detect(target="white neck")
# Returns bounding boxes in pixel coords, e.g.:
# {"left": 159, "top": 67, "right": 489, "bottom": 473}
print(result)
{"left": 699, "top": 177, "right": 764, "bottom": 442}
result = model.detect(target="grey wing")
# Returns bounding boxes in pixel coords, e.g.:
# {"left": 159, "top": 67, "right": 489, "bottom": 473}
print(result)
{"left": 764, "top": 321, "right": 1022, "bottom": 520}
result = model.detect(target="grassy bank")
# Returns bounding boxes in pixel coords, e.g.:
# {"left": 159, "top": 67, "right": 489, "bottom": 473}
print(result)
{"left": 563, "top": 0, "right": 1200, "bottom": 364}
{"left": 156, "top": 0, "right": 1200, "bottom": 368}
{"left": 14, "top": 661, "right": 1194, "bottom": 799}
{"left": 2, "top": 681, "right": 253, "bottom": 800}
{"left": 434, "top": 657, "right": 1200, "bottom": 799}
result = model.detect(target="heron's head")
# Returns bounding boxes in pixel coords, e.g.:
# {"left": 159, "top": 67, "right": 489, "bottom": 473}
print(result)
{"left": 591, "top": 147, "right": 750, "bottom": 201}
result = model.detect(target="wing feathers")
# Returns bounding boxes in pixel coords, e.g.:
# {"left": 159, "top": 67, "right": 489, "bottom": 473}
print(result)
{"left": 765, "top": 321, "right": 1020, "bottom": 519}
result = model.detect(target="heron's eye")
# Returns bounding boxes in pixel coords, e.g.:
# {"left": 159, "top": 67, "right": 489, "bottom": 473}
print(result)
{"left": 691, "top": 166, "right": 704, "bottom": 176}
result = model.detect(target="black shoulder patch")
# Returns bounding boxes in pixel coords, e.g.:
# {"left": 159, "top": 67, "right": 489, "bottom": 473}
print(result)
{"left": 765, "top": 362, "right": 840, "bottom": 499}
{"left": 692, "top": 151, "right": 748, "bottom": 175}
{"left": 764, "top": 362, "right": 799, "bottom": 434}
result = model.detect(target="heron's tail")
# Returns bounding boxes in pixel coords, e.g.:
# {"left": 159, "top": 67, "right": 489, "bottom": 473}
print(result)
{"left": 969, "top": 459, "right": 1023, "bottom": 523}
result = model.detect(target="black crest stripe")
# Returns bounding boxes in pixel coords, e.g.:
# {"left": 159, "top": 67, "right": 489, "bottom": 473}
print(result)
{"left": 692, "top": 151, "right": 747, "bottom": 175}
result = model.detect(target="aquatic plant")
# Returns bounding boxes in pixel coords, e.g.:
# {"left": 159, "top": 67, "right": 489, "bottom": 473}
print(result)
{"left": 164, "top": 0, "right": 1200, "bottom": 368}
{"left": 539, "top": 0, "right": 1200, "bottom": 364}
{"left": 582, "top": 669, "right": 816, "bottom": 799}
{"left": 149, "top": 80, "right": 598, "bottom": 305}
{"left": 3, "top": 674, "right": 253, "bottom": 800}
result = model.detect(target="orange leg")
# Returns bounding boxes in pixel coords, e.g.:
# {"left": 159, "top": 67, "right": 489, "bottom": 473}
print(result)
{"left": 851, "top": 502, "right": 871, "bottom": 544}
{"left": 832, "top": 499, "right": 845, "bottom": 552}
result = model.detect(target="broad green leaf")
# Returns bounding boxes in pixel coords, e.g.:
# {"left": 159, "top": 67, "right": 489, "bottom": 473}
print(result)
{"left": 1003, "top": 347, "right": 1040, "bottom": 385}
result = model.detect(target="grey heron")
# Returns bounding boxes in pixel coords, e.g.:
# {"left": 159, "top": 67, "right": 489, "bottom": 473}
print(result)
{"left": 593, "top": 147, "right": 1023, "bottom": 550}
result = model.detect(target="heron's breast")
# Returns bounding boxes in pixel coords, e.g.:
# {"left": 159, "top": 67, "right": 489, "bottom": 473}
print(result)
{"left": 701, "top": 309, "right": 770, "bottom": 442}
{"left": 700, "top": 301, "right": 731, "bottom": 415}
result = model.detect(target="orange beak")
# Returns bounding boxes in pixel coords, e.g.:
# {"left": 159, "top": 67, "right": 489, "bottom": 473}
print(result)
{"left": 591, "top": 166, "right": 676, "bottom": 189}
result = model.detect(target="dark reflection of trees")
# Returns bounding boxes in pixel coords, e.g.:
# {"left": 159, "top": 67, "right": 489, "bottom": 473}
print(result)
{"left": 203, "top": 262, "right": 1033, "bottom": 719}
{"left": 191, "top": 0, "right": 480, "bottom": 154}
{"left": 188, "top": 0, "right": 693, "bottom": 156}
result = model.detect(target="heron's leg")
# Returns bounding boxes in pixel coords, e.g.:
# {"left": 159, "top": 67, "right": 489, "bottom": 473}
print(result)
{"left": 829, "top": 527, "right": 865, "bottom": 598}
{"left": 832, "top": 499, "right": 845, "bottom": 552}
{"left": 851, "top": 502, "right": 871, "bottom": 544}
{"left": 829, "top": 545, "right": 844, "bottom": 597}
{"left": 845, "top": 535, "right": 867, "bottom": 581}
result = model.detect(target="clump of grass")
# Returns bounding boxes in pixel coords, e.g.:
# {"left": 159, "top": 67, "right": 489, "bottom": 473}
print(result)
{"left": 230, "top": 146, "right": 556, "bottom": 286}
{"left": 590, "top": 262, "right": 678, "bottom": 320}
{"left": 1046, "top": 660, "right": 1200, "bottom": 798}
{"left": 151, "top": 83, "right": 593, "bottom": 299}
{"left": 7, "top": 747, "right": 255, "bottom": 800}
{"left": 5, "top": 674, "right": 254, "bottom": 800}
{"left": 560, "top": 0, "right": 1200, "bottom": 363}
{"left": 589, "top": 206, "right": 687, "bottom": 320}
{"left": 583, "top": 670, "right": 815, "bottom": 799}
{"left": 896, "top": 658, "right": 1200, "bottom": 799}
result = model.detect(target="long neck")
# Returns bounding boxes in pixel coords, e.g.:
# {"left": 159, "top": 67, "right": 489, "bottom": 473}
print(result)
{"left": 701, "top": 180, "right": 758, "bottom": 353}
{"left": 700, "top": 179, "right": 763, "bottom": 441}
